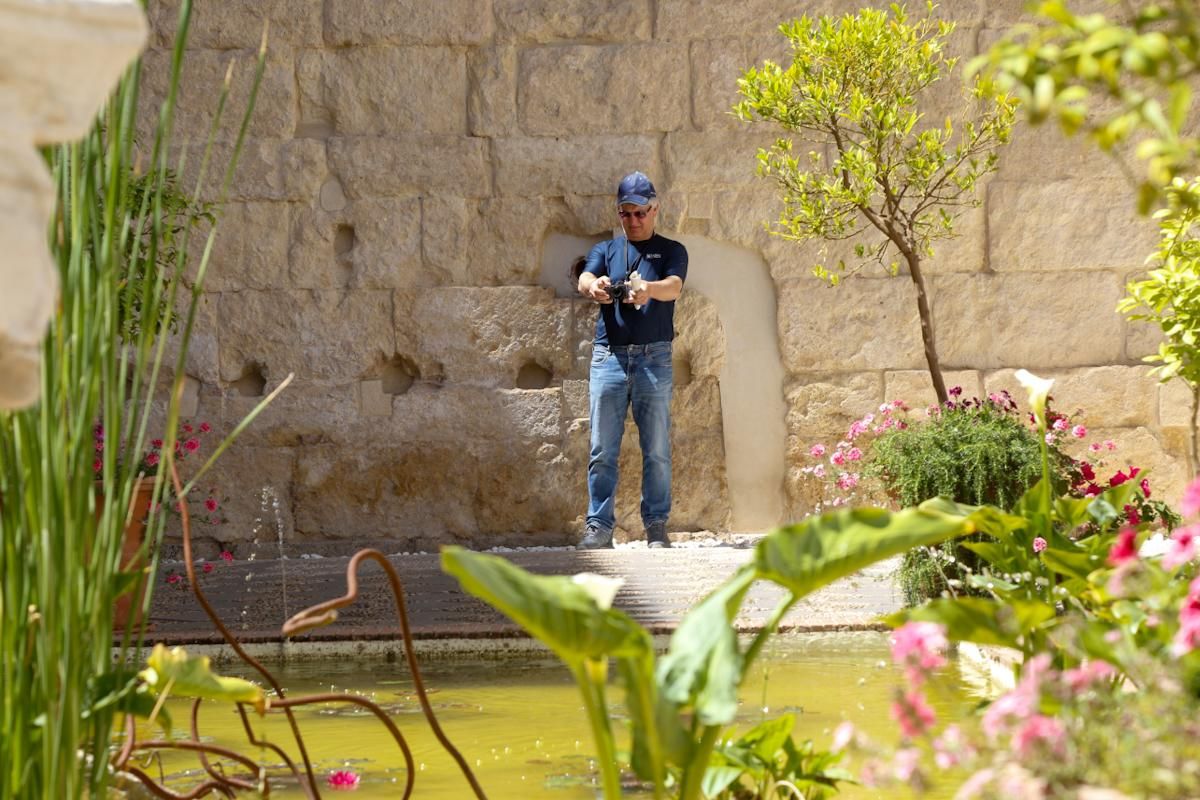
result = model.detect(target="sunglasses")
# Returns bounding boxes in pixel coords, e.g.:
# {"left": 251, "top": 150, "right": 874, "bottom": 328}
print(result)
{"left": 618, "top": 208, "right": 653, "bottom": 220}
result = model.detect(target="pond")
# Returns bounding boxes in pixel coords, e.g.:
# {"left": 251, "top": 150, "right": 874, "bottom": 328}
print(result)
{"left": 127, "top": 631, "right": 977, "bottom": 798}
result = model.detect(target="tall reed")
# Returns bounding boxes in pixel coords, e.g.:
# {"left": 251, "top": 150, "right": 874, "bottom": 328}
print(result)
{"left": 0, "top": 2, "right": 264, "bottom": 795}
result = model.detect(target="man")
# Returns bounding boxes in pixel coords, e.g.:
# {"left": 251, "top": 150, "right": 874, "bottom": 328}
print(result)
{"left": 576, "top": 171, "right": 687, "bottom": 549}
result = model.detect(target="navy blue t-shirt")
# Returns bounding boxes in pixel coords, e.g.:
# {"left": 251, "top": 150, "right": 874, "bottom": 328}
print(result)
{"left": 585, "top": 233, "right": 688, "bottom": 346}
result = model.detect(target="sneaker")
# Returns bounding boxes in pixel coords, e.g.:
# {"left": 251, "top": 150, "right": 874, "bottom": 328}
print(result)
{"left": 576, "top": 523, "right": 614, "bottom": 550}
{"left": 646, "top": 521, "right": 672, "bottom": 549}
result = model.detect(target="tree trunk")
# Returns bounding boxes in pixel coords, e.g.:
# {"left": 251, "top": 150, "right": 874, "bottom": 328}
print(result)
{"left": 906, "top": 252, "right": 948, "bottom": 405}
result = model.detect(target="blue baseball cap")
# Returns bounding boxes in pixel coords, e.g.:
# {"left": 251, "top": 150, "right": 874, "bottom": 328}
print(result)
{"left": 617, "top": 171, "right": 657, "bottom": 206}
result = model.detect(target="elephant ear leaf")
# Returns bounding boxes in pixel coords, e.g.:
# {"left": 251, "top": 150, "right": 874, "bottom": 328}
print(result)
{"left": 754, "top": 503, "right": 977, "bottom": 598}
{"left": 139, "top": 644, "right": 265, "bottom": 713}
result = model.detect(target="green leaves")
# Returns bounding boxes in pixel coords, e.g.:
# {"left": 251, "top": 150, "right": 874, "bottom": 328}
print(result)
{"left": 138, "top": 644, "right": 266, "bottom": 713}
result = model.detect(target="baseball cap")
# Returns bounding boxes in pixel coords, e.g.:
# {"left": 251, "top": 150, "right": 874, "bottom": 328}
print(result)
{"left": 617, "top": 171, "right": 657, "bottom": 206}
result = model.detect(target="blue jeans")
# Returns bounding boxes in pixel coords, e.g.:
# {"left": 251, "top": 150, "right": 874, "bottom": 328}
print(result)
{"left": 586, "top": 341, "right": 673, "bottom": 532}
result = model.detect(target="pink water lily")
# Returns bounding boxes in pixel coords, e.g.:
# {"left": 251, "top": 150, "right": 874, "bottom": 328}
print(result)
{"left": 328, "top": 769, "right": 360, "bottom": 789}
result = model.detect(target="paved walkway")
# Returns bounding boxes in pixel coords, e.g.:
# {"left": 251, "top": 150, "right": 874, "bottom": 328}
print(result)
{"left": 144, "top": 540, "right": 903, "bottom": 647}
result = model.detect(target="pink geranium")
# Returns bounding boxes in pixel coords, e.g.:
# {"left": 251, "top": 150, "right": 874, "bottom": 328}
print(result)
{"left": 891, "top": 621, "right": 948, "bottom": 684}
{"left": 1182, "top": 476, "right": 1200, "bottom": 518}
{"left": 1011, "top": 714, "right": 1066, "bottom": 758}
{"left": 809, "top": 443, "right": 826, "bottom": 458}
{"left": 1163, "top": 525, "right": 1199, "bottom": 571}
{"left": 220, "top": 550, "right": 234, "bottom": 563}
{"left": 1071, "top": 424, "right": 1087, "bottom": 438}
{"left": 891, "top": 690, "right": 936, "bottom": 738}
{"left": 1107, "top": 527, "right": 1138, "bottom": 566}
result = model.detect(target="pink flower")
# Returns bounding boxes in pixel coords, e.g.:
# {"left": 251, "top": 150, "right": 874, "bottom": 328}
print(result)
{"left": 932, "top": 724, "right": 973, "bottom": 770}
{"left": 1079, "top": 462, "right": 1095, "bottom": 482}
{"left": 1063, "top": 660, "right": 1117, "bottom": 691}
{"left": 94, "top": 440, "right": 104, "bottom": 452}
{"left": 220, "top": 550, "right": 234, "bottom": 563}
{"left": 204, "top": 497, "right": 219, "bottom": 513}
{"left": 1105, "top": 439, "right": 1117, "bottom": 451}
{"left": 199, "top": 421, "right": 212, "bottom": 433}
{"left": 1107, "top": 527, "right": 1138, "bottom": 566}
{"left": 835, "top": 472, "right": 858, "bottom": 491}
{"left": 1182, "top": 476, "right": 1200, "bottom": 518}
{"left": 181, "top": 424, "right": 194, "bottom": 435}
{"left": 1089, "top": 442, "right": 1102, "bottom": 453}
{"left": 202, "top": 562, "right": 214, "bottom": 574}
{"left": 1071, "top": 424, "right": 1087, "bottom": 438}
{"left": 891, "top": 621, "right": 947, "bottom": 683}
{"left": 151, "top": 438, "right": 163, "bottom": 449}
{"left": 1052, "top": 417, "right": 1069, "bottom": 432}
{"left": 1124, "top": 504, "right": 1141, "bottom": 525}
{"left": 1163, "top": 524, "right": 1199, "bottom": 571}
{"left": 1011, "top": 714, "right": 1066, "bottom": 758}
{"left": 891, "top": 747, "right": 922, "bottom": 783}
{"left": 1140, "top": 478, "right": 1151, "bottom": 498}
{"left": 184, "top": 437, "right": 201, "bottom": 452}
{"left": 1084, "top": 483, "right": 1102, "bottom": 497}
{"left": 1032, "top": 537, "right": 1047, "bottom": 553}
{"left": 145, "top": 452, "right": 160, "bottom": 468}
{"left": 813, "top": 464, "right": 826, "bottom": 479}
{"left": 809, "top": 444, "right": 826, "bottom": 458}
{"left": 846, "top": 447, "right": 863, "bottom": 462}
{"left": 982, "top": 655, "right": 1051, "bottom": 741}
{"left": 93, "top": 458, "right": 103, "bottom": 473}
{"left": 890, "top": 690, "right": 936, "bottom": 738}
{"left": 327, "top": 769, "right": 360, "bottom": 790}
{"left": 1044, "top": 432, "right": 1056, "bottom": 446}
{"left": 166, "top": 573, "right": 180, "bottom": 585}
{"left": 831, "top": 450, "right": 846, "bottom": 466}
{"left": 1174, "top": 578, "right": 1200, "bottom": 656}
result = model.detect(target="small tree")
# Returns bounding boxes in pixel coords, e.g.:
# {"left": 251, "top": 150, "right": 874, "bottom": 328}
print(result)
{"left": 734, "top": 3, "right": 1016, "bottom": 404}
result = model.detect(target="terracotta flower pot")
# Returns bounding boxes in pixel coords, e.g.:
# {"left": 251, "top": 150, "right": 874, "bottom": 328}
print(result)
{"left": 96, "top": 478, "right": 157, "bottom": 630}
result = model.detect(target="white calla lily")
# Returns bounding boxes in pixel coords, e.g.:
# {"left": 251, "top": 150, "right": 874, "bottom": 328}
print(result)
{"left": 1014, "top": 369, "right": 1054, "bottom": 428}
{"left": 572, "top": 572, "right": 625, "bottom": 610}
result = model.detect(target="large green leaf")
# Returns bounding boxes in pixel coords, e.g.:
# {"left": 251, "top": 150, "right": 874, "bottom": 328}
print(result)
{"left": 754, "top": 502, "right": 978, "bottom": 598}
{"left": 657, "top": 566, "right": 756, "bottom": 725}
{"left": 617, "top": 646, "right": 686, "bottom": 784}
{"left": 890, "top": 596, "right": 1056, "bottom": 649}
{"left": 138, "top": 645, "right": 265, "bottom": 713}
{"left": 1041, "top": 547, "right": 1103, "bottom": 581}
{"left": 441, "top": 547, "right": 646, "bottom": 665}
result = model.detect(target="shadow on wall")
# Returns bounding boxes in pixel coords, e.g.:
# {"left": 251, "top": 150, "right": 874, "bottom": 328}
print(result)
{"left": 540, "top": 231, "right": 787, "bottom": 531}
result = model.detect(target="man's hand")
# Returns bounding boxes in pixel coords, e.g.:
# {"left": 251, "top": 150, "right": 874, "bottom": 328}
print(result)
{"left": 624, "top": 283, "right": 650, "bottom": 306}
{"left": 585, "top": 275, "right": 614, "bottom": 304}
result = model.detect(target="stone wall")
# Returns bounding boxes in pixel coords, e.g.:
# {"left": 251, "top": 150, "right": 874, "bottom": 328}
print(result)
{"left": 143, "top": 0, "right": 1195, "bottom": 554}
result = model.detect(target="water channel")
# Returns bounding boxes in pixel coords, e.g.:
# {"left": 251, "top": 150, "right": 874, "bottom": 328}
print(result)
{"left": 130, "top": 631, "right": 977, "bottom": 798}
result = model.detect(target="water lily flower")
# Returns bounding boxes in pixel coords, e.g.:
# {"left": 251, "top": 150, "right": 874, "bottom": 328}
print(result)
{"left": 328, "top": 769, "right": 360, "bottom": 790}
{"left": 571, "top": 573, "right": 625, "bottom": 610}
{"left": 1014, "top": 369, "right": 1054, "bottom": 428}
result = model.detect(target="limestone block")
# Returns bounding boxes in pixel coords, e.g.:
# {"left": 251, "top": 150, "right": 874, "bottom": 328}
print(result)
{"left": 216, "top": 386, "right": 360, "bottom": 448}
{"left": 494, "top": 0, "right": 652, "bottom": 43}
{"left": 1084, "top": 426, "right": 1191, "bottom": 506}
{"left": 673, "top": 377, "right": 724, "bottom": 426}
{"left": 933, "top": 272, "right": 1125, "bottom": 368}
{"left": 172, "top": 445, "right": 298, "bottom": 547}
{"left": 325, "top": 0, "right": 493, "bottom": 46}
{"left": 421, "top": 196, "right": 472, "bottom": 284}
{"left": 298, "top": 48, "right": 468, "bottom": 136}
{"left": 493, "top": 135, "right": 660, "bottom": 197}
{"left": 562, "top": 379, "right": 589, "bottom": 421}
{"left": 562, "top": 194, "right": 620, "bottom": 236}
{"left": 394, "top": 287, "right": 573, "bottom": 387}
{"left": 198, "top": 202, "right": 290, "bottom": 292}
{"left": 289, "top": 197, "right": 424, "bottom": 289}
{"left": 358, "top": 379, "right": 392, "bottom": 417}
{"left": 778, "top": 276, "right": 926, "bottom": 372}
{"left": 471, "top": 439, "right": 580, "bottom": 535}
{"left": 570, "top": 302, "right": 600, "bottom": 378}
{"left": 673, "top": 291, "right": 725, "bottom": 379}
{"left": 994, "top": 122, "right": 1128, "bottom": 184}
{"left": 884, "top": 370, "right": 982, "bottom": 408}
{"left": 328, "top": 136, "right": 490, "bottom": 199}
{"left": 292, "top": 443, "right": 480, "bottom": 542}
{"left": 612, "top": 427, "right": 732, "bottom": 534}
{"left": 988, "top": 179, "right": 1157, "bottom": 272}
{"left": 465, "top": 197, "right": 549, "bottom": 285}
{"left": 218, "top": 290, "right": 395, "bottom": 384}
{"left": 690, "top": 37, "right": 791, "bottom": 131}
{"left": 468, "top": 46, "right": 518, "bottom": 137}
{"left": 382, "top": 385, "right": 564, "bottom": 443}
{"left": 158, "top": 291, "right": 222, "bottom": 387}
{"left": 984, "top": 366, "right": 1159, "bottom": 428}
{"left": 1160, "top": 379, "right": 1195, "bottom": 429}
{"left": 176, "top": 138, "right": 326, "bottom": 204}
{"left": 149, "top": 0, "right": 322, "bottom": 50}
{"left": 517, "top": 44, "right": 689, "bottom": 135}
{"left": 1122, "top": 296, "right": 1165, "bottom": 361}
{"left": 657, "top": 0, "right": 846, "bottom": 40}
{"left": 784, "top": 373, "right": 884, "bottom": 453}
{"left": 138, "top": 49, "right": 294, "bottom": 143}
{"left": 981, "top": 0, "right": 1117, "bottom": 27}
{"left": 665, "top": 130, "right": 777, "bottom": 191}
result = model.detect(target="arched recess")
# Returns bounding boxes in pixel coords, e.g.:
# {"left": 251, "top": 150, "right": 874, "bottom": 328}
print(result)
{"left": 541, "top": 231, "right": 787, "bottom": 531}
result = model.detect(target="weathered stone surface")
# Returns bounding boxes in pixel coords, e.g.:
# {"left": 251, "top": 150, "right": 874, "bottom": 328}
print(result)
{"left": 562, "top": 378, "right": 589, "bottom": 420}
{"left": 778, "top": 276, "right": 926, "bottom": 372}
{"left": 518, "top": 44, "right": 689, "bottom": 135}
{"left": 494, "top": 0, "right": 652, "bottom": 43}
{"left": 218, "top": 290, "right": 394, "bottom": 384}
{"left": 884, "top": 370, "right": 982, "bottom": 408}
{"left": 298, "top": 48, "right": 468, "bottom": 136}
{"left": 673, "top": 291, "right": 725, "bottom": 379}
{"left": 493, "top": 135, "right": 660, "bottom": 196}
{"left": 993, "top": 120, "right": 1129, "bottom": 184}
{"left": 324, "top": 0, "right": 493, "bottom": 46}
{"left": 1084, "top": 426, "right": 1191, "bottom": 506}
{"left": 394, "top": 287, "right": 573, "bottom": 387}
{"left": 989, "top": 180, "right": 1157, "bottom": 271}
{"left": 328, "top": 136, "right": 490, "bottom": 199}
{"left": 665, "top": 130, "right": 778, "bottom": 191}
{"left": 149, "top": 0, "right": 321, "bottom": 50}
{"left": 934, "top": 272, "right": 1125, "bottom": 368}
{"left": 168, "top": 446, "right": 298, "bottom": 548}
{"left": 158, "top": 292, "right": 222, "bottom": 388}
{"left": 139, "top": 49, "right": 295, "bottom": 143}
{"left": 468, "top": 46, "right": 518, "bottom": 137}
{"left": 673, "top": 377, "right": 724, "bottom": 427}
{"left": 199, "top": 202, "right": 290, "bottom": 292}
{"left": 690, "top": 37, "right": 790, "bottom": 130}
{"left": 1159, "top": 379, "right": 1195, "bottom": 429}
{"left": 657, "top": 0, "right": 846, "bottom": 41}
{"left": 420, "top": 195, "right": 472, "bottom": 284}
{"left": 465, "top": 197, "right": 549, "bottom": 285}
{"left": 214, "top": 386, "right": 361, "bottom": 448}
{"left": 289, "top": 197, "right": 424, "bottom": 289}
{"left": 177, "top": 138, "right": 327, "bottom": 204}
{"left": 984, "top": 366, "right": 1159, "bottom": 428}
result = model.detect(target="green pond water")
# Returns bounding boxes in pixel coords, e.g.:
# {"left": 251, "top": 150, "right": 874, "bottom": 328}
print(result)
{"left": 127, "top": 631, "right": 978, "bottom": 798}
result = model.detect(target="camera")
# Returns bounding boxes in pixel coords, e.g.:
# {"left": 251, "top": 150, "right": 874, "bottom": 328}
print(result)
{"left": 605, "top": 280, "right": 630, "bottom": 302}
